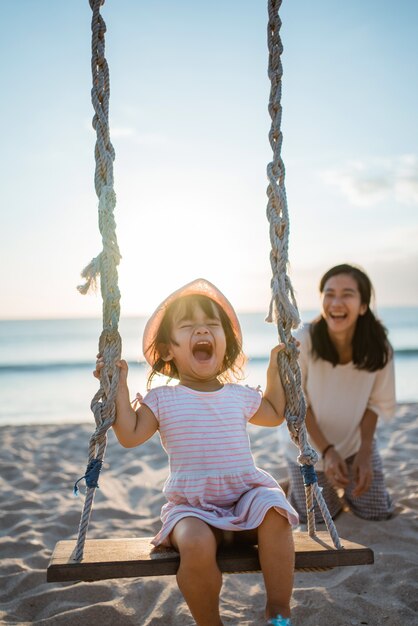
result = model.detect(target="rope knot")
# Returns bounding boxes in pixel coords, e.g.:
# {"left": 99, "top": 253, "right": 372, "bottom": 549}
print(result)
{"left": 299, "top": 463, "right": 318, "bottom": 486}
{"left": 297, "top": 446, "right": 319, "bottom": 466}
{"left": 286, "top": 414, "right": 300, "bottom": 438}
{"left": 73, "top": 458, "right": 103, "bottom": 496}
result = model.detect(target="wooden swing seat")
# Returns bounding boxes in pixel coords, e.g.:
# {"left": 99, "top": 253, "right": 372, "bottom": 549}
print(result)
{"left": 47, "top": 531, "right": 373, "bottom": 582}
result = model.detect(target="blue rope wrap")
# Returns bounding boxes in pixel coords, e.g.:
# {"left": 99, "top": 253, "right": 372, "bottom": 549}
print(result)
{"left": 299, "top": 463, "right": 318, "bottom": 486}
{"left": 73, "top": 458, "right": 103, "bottom": 496}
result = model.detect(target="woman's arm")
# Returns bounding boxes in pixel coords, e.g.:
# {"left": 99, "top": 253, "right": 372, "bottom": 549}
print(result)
{"left": 350, "top": 359, "right": 395, "bottom": 496}
{"left": 351, "top": 408, "right": 378, "bottom": 497}
{"left": 305, "top": 406, "right": 330, "bottom": 454}
{"left": 306, "top": 405, "right": 349, "bottom": 487}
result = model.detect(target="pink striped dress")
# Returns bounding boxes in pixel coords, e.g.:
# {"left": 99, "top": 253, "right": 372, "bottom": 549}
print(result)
{"left": 142, "top": 383, "right": 299, "bottom": 547}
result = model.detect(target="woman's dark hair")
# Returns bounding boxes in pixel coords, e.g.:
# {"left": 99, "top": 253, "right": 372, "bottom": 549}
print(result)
{"left": 310, "top": 264, "right": 392, "bottom": 371}
{"left": 147, "top": 294, "right": 245, "bottom": 388}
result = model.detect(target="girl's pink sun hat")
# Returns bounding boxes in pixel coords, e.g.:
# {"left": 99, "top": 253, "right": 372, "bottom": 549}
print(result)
{"left": 142, "top": 278, "right": 242, "bottom": 367}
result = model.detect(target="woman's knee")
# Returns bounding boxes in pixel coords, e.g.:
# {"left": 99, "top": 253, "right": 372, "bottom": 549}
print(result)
{"left": 347, "top": 491, "right": 394, "bottom": 521}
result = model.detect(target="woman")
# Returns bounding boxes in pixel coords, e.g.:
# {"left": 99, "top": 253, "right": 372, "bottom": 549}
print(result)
{"left": 284, "top": 264, "right": 395, "bottom": 522}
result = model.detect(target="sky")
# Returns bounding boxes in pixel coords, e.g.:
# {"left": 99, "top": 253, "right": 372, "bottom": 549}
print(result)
{"left": 1, "top": 1, "right": 418, "bottom": 320}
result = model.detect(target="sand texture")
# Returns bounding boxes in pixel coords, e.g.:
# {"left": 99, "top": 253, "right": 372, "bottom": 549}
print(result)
{"left": 1, "top": 404, "right": 417, "bottom": 625}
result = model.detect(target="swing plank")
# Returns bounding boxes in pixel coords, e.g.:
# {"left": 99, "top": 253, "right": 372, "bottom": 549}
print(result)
{"left": 47, "top": 531, "right": 373, "bottom": 582}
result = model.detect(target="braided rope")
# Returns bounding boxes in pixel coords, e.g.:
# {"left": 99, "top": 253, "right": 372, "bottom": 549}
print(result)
{"left": 265, "top": 0, "right": 341, "bottom": 550}
{"left": 74, "top": 0, "right": 122, "bottom": 562}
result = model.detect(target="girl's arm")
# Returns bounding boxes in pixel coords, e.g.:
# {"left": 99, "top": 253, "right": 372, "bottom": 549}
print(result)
{"left": 249, "top": 344, "right": 286, "bottom": 427}
{"left": 94, "top": 357, "right": 158, "bottom": 448}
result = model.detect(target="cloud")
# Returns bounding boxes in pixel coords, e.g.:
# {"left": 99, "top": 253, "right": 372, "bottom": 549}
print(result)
{"left": 321, "top": 155, "right": 418, "bottom": 207}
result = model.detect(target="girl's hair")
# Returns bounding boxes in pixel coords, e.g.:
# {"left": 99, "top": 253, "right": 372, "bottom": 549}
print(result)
{"left": 310, "top": 264, "right": 392, "bottom": 371}
{"left": 146, "top": 294, "right": 246, "bottom": 388}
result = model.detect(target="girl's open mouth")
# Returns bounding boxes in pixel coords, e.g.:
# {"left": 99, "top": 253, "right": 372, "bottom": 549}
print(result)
{"left": 192, "top": 341, "right": 214, "bottom": 362}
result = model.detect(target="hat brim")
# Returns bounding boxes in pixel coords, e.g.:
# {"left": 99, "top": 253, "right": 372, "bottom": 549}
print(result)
{"left": 142, "top": 278, "right": 242, "bottom": 369}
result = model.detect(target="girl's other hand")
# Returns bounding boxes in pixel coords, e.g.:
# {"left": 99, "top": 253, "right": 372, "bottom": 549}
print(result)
{"left": 269, "top": 342, "right": 286, "bottom": 369}
{"left": 93, "top": 353, "right": 104, "bottom": 379}
{"left": 93, "top": 354, "right": 129, "bottom": 385}
{"left": 269, "top": 339, "right": 300, "bottom": 368}
{"left": 115, "top": 359, "right": 129, "bottom": 385}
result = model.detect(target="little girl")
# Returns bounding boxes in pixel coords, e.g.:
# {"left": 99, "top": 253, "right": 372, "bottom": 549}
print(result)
{"left": 95, "top": 278, "right": 298, "bottom": 626}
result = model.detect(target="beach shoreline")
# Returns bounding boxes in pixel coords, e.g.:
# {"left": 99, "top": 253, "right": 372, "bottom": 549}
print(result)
{"left": 1, "top": 403, "right": 417, "bottom": 625}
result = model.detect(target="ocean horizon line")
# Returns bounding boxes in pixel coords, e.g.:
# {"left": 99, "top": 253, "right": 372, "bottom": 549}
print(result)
{"left": 2, "top": 304, "right": 418, "bottom": 324}
{"left": 2, "top": 348, "right": 418, "bottom": 374}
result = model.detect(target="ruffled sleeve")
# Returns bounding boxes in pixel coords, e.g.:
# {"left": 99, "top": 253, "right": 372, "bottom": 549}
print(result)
{"left": 140, "top": 388, "right": 161, "bottom": 423}
{"left": 240, "top": 384, "right": 263, "bottom": 421}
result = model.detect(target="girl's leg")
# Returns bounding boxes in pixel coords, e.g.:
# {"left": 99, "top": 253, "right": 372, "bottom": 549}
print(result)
{"left": 257, "top": 508, "right": 295, "bottom": 620}
{"left": 344, "top": 441, "right": 394, "bottom": 520}
{"left": 170, "top": 517, "right": 223, "bottom": 626}
{"left": 286, "top": 459, "right": 342, "bottom": 523}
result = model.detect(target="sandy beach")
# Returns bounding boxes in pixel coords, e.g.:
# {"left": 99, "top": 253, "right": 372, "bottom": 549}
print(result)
{"left": 1, "top": 404, "right": 417, "bottom": 626}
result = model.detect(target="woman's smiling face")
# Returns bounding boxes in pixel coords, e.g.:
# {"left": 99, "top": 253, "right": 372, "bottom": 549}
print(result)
{"left": 321, "top": 273, "right": 367, "bottom": 337}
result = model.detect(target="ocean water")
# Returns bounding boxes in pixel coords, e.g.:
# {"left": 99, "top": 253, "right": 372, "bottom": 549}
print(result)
{"left": 0, "top": 308, "right": 417, "bottom": 426}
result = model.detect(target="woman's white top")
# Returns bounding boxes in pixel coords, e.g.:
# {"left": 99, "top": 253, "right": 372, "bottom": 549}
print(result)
{"left": 281, "top": 325, "right": 396, "bottom": 470}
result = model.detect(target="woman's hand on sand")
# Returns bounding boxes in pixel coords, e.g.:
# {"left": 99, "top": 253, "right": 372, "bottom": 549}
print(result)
{"left": 324, "top": 448, "right": 349, "bottom": 489}
{"left": 351, "top": 449, "right": 373, "bottom": 497}
{"left": 93, "top": 354, "right": 129, "bottom": 385}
